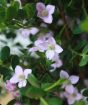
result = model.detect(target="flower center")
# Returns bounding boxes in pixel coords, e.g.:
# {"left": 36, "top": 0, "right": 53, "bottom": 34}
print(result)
{"left": 41, "top": 10, "right": 48, "bottom": 17}
{"left": 18, "top": 75, "right": 25, "bottom": 80}
{"left": 48, "top": 44, "right": 55, "bottom": 50}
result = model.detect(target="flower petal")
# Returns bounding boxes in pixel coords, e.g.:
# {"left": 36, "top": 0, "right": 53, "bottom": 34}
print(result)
{"left": 46, "top": 50, "right": 54, "bottom": 60}
{"left": 36, "top": 2, "right": 45, "bottom": 12}
{"left": 46, "top": 5, "right": 55, "bottom": 14}
{"left": 43, "top": 15, "right": 53, "bottom": 24}
{"left": 60, "top": 70, "right": 69, "bottom": 79}
{"left": 55, "top": 45, "right": 63, "bottom": 53}
{"left": 67, "top": 97, "right": 75, "bottom": 105}
{"left": 10, "top": 75, "right": 19, "bottom": 84}
{"left": 24, "top": 69, "right": 32, "bottom": 79}
{"left": 69, "top": 76, "right": 79, "bottom": 84}
{"left": 18, "top": 80, "right": 27, "bottom": 88}
{"left": 15, "top": 65, "right": 23, "bottom": 75}
{"left": 76, "top": 93, "right": 82, "bottom": 100}
{"left": 30, "top": 27, "right": 39, "bottom": 35}
{"left": 65, "top": 84, "right": 74, "bottom": 94}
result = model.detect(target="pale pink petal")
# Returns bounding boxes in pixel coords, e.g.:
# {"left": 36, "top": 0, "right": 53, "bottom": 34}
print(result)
{"left": 48, "top": 37, "right": 56, "bottom": 44}
{"left": 30, "top": 27, "right": 39, "bottom": 35}
{"left": 46, "top": 50, "right": 55, "bottom": 60}
{"left": 65, "top": 84, "right": 74, "bottom": 94}
{"left": 46, "top": 5, "right": 55, "bottom": 14}
{"left": 60, "top": 70, "right": 69, "bottom": 79}
{"left": 18, "top": 80, "right": 27, "bottom": 88}
{"left": 24, "top": 69, "right": 32, "bottom": 79}
{"left": 67, "top": 97, "right": 75, "bottom": 105}
{"left": 76, "top": 93, "right": 82, "bottom": 100}
{"left": 29, "top": 47, "right": 38, "bottom": 52}
{"left": 43, "top": 15, "right": 53, "bottom": 24}
{"left": 36, "top": 2, "right": 45, "bottom": 12}
{"left": 69, "top": 76, "right": 79, "bottom": 84}
{"left": 55, "top": 45, "right": 63, "bottom": 53}
{"left": 15, "top": 65, "right": 23, "bottom": 75}
{"left": 10, "top": 75, "right": 19, "bottom": 84}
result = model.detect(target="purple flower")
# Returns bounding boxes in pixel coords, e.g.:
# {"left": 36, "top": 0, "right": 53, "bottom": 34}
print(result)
{"left": 29, "top": 35, "right": 63, "bottom": 60}
{"left": 60, "top": 70, "right": 79, "bottom": 94}
{"left": 64, "top": 88, "right": 82, "bottom": 105}
{"left": 36, "top": 2, "right": 55, "bottom": 24}
{"left": 5, "top": 80, "right": 16, "bottom": 92}
{"left": 10, "top": 65, "right": 32, "bottom": 88}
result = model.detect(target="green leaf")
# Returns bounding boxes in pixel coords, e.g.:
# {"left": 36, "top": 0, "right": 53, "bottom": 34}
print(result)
{"left": 28, "top": 74, "right": 40, "bottom": 88}
{"left": 79, "top": 55, "right": 88, "bottom": 66}
{"left": 0, "top": 6, "right": 6, "bottom": 22}
{"left": 0, "top": 46, "right": 10, "bottom": 61}
{"left": 72, "top": 26, "right": 82, "bottom": 35}
{"left": 47, "top": 98, "right": 62, "bottom": 105}
{"left": 11, "top": 55, "right": 19, "bottom": 69}
{"left": 0, "top": 0, "right": 7, "bottom": 6}
{"left": 6, "top": 4, "right": 19, "bottom": 20}
{"left": 23, "top": 4, "right": 35, "bottom": 18}
{"left": 82, "top": 44, "right": 88, "bottom": 54}
{"left": 82, "top": 89, "right": 88, "bottom": 97}
{"left": 80, "top": 18, "right": 88, "bottom": 32}
{"left": 74, "top": 100, "right": 85, "bottom": 105}
{"left": 20, "top": 86, "right": 45, "bottom": 99}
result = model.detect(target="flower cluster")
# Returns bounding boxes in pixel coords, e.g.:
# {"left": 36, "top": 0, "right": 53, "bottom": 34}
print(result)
{"left": 0, "top": 1, "right": 87, "bottom": 105}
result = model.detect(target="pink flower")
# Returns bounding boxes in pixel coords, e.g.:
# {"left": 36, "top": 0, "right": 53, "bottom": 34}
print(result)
{"left": 36, "top": 2, "right": 55, "bottom": 24}
{"left": 29, "top": 35, "right": 63, "bottom": 60}
{"left": 5, "top": 80, "right": 16, "bottom": 92}
{"left": 12, "top": 90, "right": 20, "bottom": 98}
{"left": 64, "top": 88, "right": 82, "bottom": 105}
{"left": 50, "top": 54, "right": 62, "bottom": 72}
{"left": 60, "top": 70, "right": 79, "bottom": 94}
{"left": 10, "top": 65, "right": 32, "bottom": 88}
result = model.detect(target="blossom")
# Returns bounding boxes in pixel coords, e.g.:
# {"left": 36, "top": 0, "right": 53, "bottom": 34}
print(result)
{"left": 64, "top": 88, "right": 82, "bottom": 105}
{"left": 45, "top": 37, "right": 63, "bottom": 60}
{"left": 60, "top": 70, "right": 79, "bottom": 94}
{"left": 10, "top": 65, "right": 32, "bottom": 88}
{"left": 29, "top": 35, "right": 63, "bottom": 60}
{"left": 16, "top": 27, "right": 39, "bottom": 38}
{"left": 36, "top": 2, "right": 55, "bottom": 23}
{"left": 0, "top": 34, "right": 22, "bottom": 55}
{"left": 5, "top": 80, "right": 16, "bottom": 92}
{"left": 50, "top": 54, "right": 62, "bottom": 72}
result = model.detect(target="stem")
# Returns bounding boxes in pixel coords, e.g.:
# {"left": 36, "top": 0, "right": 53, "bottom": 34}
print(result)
{"left": 44, "top": 79, "right": 65, "bottom": 91}
{"left": 40, "top": 97, "right": 49, "bottom": 105}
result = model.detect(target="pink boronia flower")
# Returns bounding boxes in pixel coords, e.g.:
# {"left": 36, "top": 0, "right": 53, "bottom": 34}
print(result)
{"left": 5, "top": 80, "right": 16, "bottom": 92}
{"left": 36, "top": 2, "right": 55, "bottom": 24}
{"left": 64, "top": 88, "right": 82, "bottom": 105}
{"left": 60, "top": 70, "right": 79, "bottom": 94}
{"left": 10, "top": 65, "right": 32, "bottom": 88}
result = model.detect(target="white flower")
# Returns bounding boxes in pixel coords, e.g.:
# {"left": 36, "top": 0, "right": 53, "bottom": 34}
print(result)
{"left": 16, "top": 27, "right": 39, "bottom": 38}
{"left": 10, "top": 65, "right": 32, "bottom": 88}
{"left": 36, "top": 2, "right": 55, "bottom": 24}
{"left": 50, "top": 54, "right": 62, "bottom": 72}
{"left": 60, "top": 70, "right": 79, "bottom": 94}
{"left": 45, "top": 37, "right": 63, "bottom": 60}
{"left": 0, "top": 34, "right": 22, "bottom": 55}
{"left": 29, "top": 34, "right": 63, "bottom": 60}
{"left": 64, "top": 88, "right": 82, "bottom": 105}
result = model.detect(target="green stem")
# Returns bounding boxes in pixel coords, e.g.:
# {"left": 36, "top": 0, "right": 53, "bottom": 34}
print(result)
{"left": 44, "top": 79, "right": 65, "bottom": 92}
{"left": 40, "top": 97, "right": 49, "bottom": 105}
